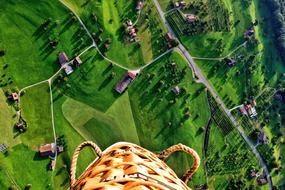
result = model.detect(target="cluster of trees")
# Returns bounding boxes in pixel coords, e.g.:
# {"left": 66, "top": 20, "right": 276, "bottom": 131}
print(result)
{"left": 265, "top": 0, "right": 285, "bottom": 65}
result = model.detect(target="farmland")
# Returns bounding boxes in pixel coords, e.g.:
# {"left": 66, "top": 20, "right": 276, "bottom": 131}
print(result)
{"left": 61, "top": 0, "right": 168, "bottom": 68}
{"left": 52, "top": 50, "right": 212, "bottom": 188}
{"left": 206, "top": 93, "right": 263, "bottom": 189}
{"left": 0, "top": 0, "right": 283, "bottom": 189}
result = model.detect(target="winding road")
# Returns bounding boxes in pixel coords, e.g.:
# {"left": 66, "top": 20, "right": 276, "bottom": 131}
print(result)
{"left": 13, "top": 1, "right": 272, "bottom": 188}
{"left": 152, "top": 0, "right": 273, "bottom": 189}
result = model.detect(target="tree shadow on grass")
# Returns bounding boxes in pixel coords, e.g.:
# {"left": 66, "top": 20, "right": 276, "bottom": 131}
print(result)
{"left": 101, "top": 64, "right": 113, "bottom": 76}
{"left": 98, "top": 76, "right": 112, "bottom": 91}
{"left": 33, "top": 152, "right": 47, "bottom": 161}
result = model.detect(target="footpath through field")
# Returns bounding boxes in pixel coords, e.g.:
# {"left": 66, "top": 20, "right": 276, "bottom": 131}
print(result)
{"left": 152, "top": 0, "right": 273, "bottom": 189}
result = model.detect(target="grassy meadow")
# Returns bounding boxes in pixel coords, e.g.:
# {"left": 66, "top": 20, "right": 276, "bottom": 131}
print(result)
{"left": 47, "top": 50, "right": 212, "bottom": 189}
{"left": 61, "top": 0, "right": 168, "bottom": 69}
{"left": 0, "top": 0, "right": 280, "bottom": 189}
{"left": 0, "top": 0, "right": 92, "bottom": 89}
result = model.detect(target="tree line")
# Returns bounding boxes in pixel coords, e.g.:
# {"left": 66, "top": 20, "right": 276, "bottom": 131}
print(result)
{"left": 264, "top": 0, "right": 285, "bottom": 65}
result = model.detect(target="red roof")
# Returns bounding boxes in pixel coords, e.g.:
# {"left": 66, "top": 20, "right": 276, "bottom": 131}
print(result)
{"left": 12, "top": 93, "right": 18, "bottom": 101}
{"left": 187, "top": 15, "right": 196, "bottom": 23}
{"left": 128, "top": 72, "right": 137, "bottom": 79}
{"left": 39, "top": 143, "right": 56, "bottom": 157}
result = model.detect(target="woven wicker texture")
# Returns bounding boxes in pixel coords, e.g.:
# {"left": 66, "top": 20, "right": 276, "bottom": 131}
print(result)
{"left": 70, "top": 141, "right": 200, "bottom": 190}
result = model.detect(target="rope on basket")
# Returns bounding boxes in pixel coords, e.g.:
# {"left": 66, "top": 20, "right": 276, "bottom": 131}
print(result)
{"left": 157, "top": 143, "right": 201, "bottom": 184}
{"left": 70, "top": 141, "right": 103, "bottom": 187}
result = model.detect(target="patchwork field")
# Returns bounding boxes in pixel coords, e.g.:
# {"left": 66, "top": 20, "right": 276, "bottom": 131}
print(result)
{"left": 0, "top": 0, "right": 282, "bottom": 189}
{"left": 52, "top": 50, "right": 211, "bottom": 188}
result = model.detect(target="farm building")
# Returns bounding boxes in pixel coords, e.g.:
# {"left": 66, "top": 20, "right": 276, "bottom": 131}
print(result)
{"left": 10, "top": 92, "right": 18, "bottom": 101}
{"left": 165, "top": 32, "right": 176, "bottom": 48}
{"left": 136, "top": 1, "right": 143, "bottom": 11}
{"left": 58, "top": 52, "right": 73, "bottom": 75}
{"left": 258, "top": 177, "right": 267, "bottom": 185}
{"left": 226, "top": 57, "right": 236, "bottom": 67}
{"left": 39, "top": 143, "right": 56, "bottom": 157}
{"left": 115, "top": 71, "right": 138, "bottom": 94}
{"left": 63, "top": 65, "right": 74, "bottom": 75}
{"left": 187, "top": 14, "right": 197, "bottom": 23}
{"left": 59, "top": 52, "right": 69, "bottom": 65}
{"left": 173, "top": 1, "right": 186, "bottom": 8}
{"left": 248, "top": 169, "right": 257, "bottom": 179}
{"left": 172, "top": 86, "right": 181, "bottom": 96}
{"left": 258, "top": 132, "right": 269, "bottom": 144}
{"left": 127, "top": 20, "right": 133, "bottom": 26}
{"left": 244, "top": 29, "right": 255, "bottom": 39}
{"left": 126, "top": 21, "right": 137, "bottom": 42}
{"left": 39, "top": 143, "right": 64, "bottom": 157}
{"left": 239, "top": 105, "right": 248, "bottom": 115}
{"left": 73, "top": 56, "right": 83, "bottom": 67}
{"left": 165, "top": 32, "right": 174, "bottom": 42}
{"left": 240, "top": 99, "right": 258, "bottom": 118}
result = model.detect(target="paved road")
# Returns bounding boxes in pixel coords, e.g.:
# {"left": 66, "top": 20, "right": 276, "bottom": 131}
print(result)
{"left": 153, "top": 0, "right": 273, "bottom": 189}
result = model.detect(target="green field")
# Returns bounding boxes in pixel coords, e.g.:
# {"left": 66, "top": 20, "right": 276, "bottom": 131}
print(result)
{"left": 0, "top": 82, "right": 55, "bottom": 189}
{"left": 0, "top": 0, "right": 91, "bottom": 89}
{"left": 0, "top": 0, "right": 281, "bottom": 189}
{"left": 61, "top": 0, "right": 168, "bottom": 69}
{"left": 47, "top": 50, "right": 211, "bottom": 188}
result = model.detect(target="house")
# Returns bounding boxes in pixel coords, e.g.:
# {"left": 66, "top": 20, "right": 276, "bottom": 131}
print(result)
{"left": 248, "top": 169, "right": 257, "bottom": 179}
{"left": 39, "top": 143, "right": 56, "bottom": 157}
{"left": 59, "top": 52, "right": 69, "bottom": 65}
{"left": 187, "top": 14, "right": 197, "bottom": 23}
{"left": 258, "top": 177, "right": 267, "bottom": 185}
{"left": 165, "top": 32, "right": 173, "bottom": 42}
{"left": 247, "top": 105, "right": 257, "bottom": 118}
{"left": 239, "top": 105, "right": 248, "bottom": 115}
{"left": 172, "top": 86, "right": 180, "bottom": 96}
{"left": 179, "top": 1, "right": 187, "bottom": 7}
{"left": 49, "top": 160, "right": 56, "bottom": 171}
{"left": 258, "top": 132, "right": 269, "bottom": 144}
{"left": 226, "top": 57, "right": 236, "bottom": 67}
{"left": 126, "top": 22, "right": 137, "bottom": 42}
{"left": 58, "top": 52, "right": 73, "bottom": 75}
{"left": 115, "top": 71, "right": 138, "bottom": 94}
{"left": 242, "top": 99, "right": 258, "bottom": 118}
{"left": 63, "top": 64, "right": 74, "bottom": 75}
{"left": 127, "top": 20, "right": 133, "bottom": 26}
{"left": 57, "top": 145, "right": 64, "bottom": 153}
{"left": 174, "top": 2, "right": 180, "bottom": 8}
{"left": 251, "top": 99, "right": 257, "bottom": 107}
{"left": 73, "top": 56, "right": 83, "bottom": 67}
{"left": 11, "top": 92, "right": 18, "bottom": 101}
{"left": 136, "top": 1, "right": 143, "bottom": 11}
{"left": 244, "top": 29, "right": 255, "bottom": 39}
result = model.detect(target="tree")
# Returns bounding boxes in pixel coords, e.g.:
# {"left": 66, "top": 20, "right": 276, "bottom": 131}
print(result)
{"left": 0, "top": 49, "right": 5, "bottom": 56}
{"left": 25, "top": 184, "right": 32, "bottom": 189}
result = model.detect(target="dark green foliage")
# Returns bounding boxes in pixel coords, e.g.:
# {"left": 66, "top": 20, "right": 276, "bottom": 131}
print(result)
{"left": 264, "top": 0, "right": 285, "bottom": 65}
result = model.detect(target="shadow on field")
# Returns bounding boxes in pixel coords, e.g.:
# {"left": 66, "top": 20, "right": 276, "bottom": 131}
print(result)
{"left": 33, "top": 152, "right": 46, "bottom": 161}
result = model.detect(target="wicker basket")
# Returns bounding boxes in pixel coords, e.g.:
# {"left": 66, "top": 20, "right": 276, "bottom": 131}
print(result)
{"left": 70, "top": 141, "right": 200, "bottom": 190}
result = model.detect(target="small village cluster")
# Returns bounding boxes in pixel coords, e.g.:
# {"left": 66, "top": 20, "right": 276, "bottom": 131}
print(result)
{"left": 125, "top": 1, "right": 144, "bottom": 43}
{"left": 239, "top": 99, "right": 258, "bottom": 118}
{"left": 58, "top": 52, "right": 83, "bottom": 75}
{"left": 248, "top": 169, "right": 268, "bottom": 186}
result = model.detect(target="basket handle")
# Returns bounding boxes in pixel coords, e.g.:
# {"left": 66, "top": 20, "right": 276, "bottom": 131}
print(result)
{"left": 70, "top": 141, "right": 103, "bottom": 187}
{"left": 157, "top": 143, "right": 200, "bottom": 184}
